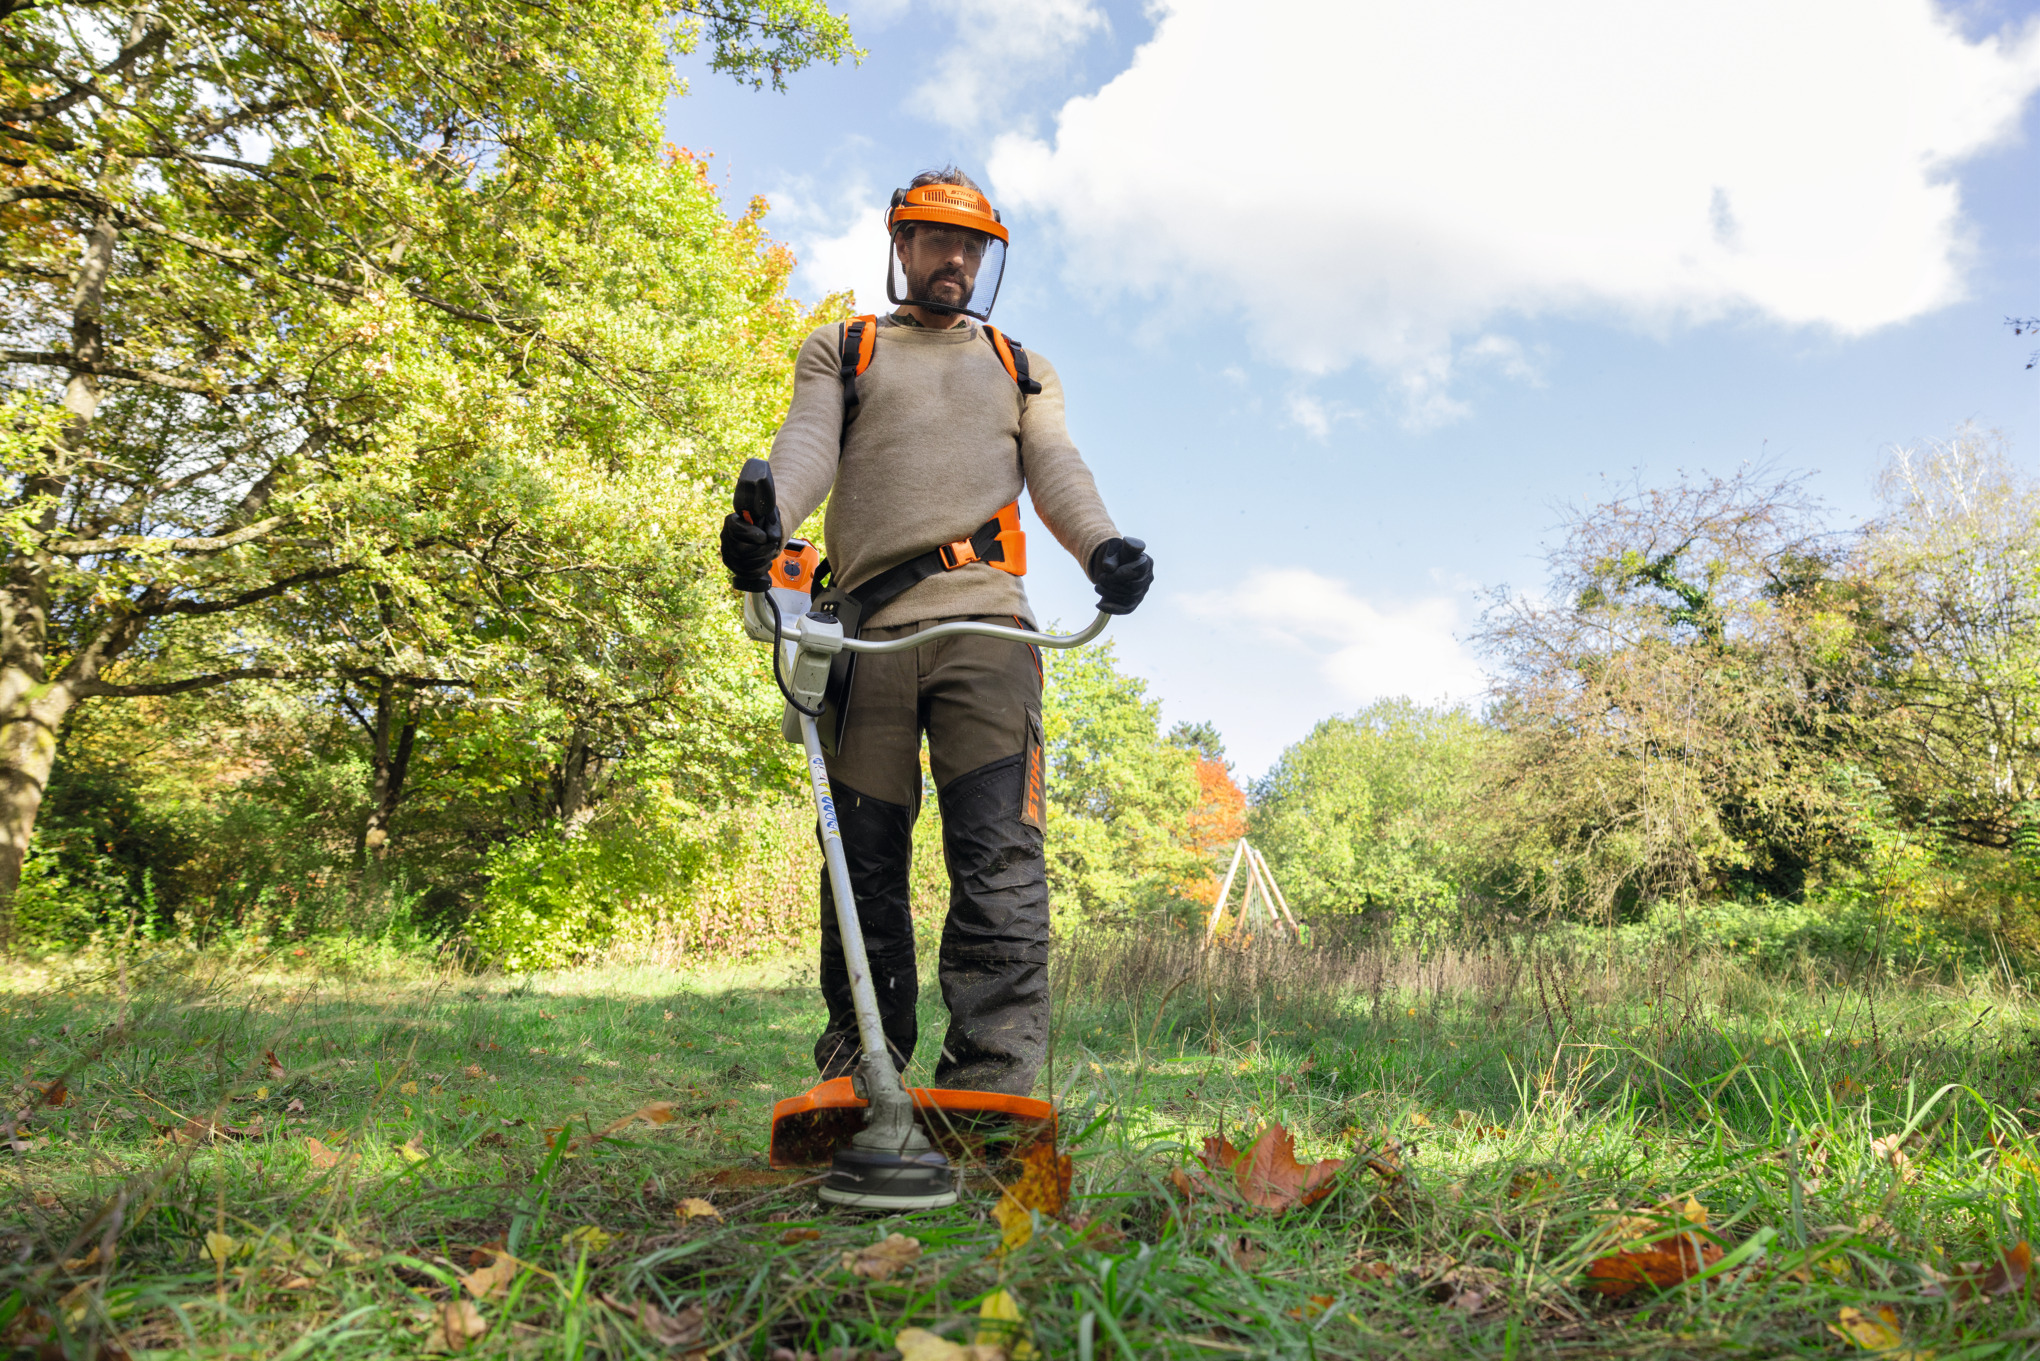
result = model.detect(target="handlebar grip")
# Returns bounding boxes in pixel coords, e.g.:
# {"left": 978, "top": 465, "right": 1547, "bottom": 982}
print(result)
{"left": 734, "top": 457, "right": 776, "bottom": 529}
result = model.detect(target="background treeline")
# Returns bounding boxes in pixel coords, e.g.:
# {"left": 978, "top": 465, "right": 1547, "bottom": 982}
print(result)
{"left": 5, "top": 2, "right": 2033, "bottom": 969}
{"left": 1253, "top": 436, "right": 2040, "bottom": 964}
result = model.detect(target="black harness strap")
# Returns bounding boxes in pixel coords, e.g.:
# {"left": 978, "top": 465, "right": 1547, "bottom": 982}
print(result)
{"left": 814, "top": 514, "right": 1008, "bottom": 621}
{"left": 838, "top": 316, "right": 874, "bottom": 438}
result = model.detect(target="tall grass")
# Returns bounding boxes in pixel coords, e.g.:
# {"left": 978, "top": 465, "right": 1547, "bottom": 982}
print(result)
{"left": 8, "top": 926, "right": 2040, "bottom": 1358}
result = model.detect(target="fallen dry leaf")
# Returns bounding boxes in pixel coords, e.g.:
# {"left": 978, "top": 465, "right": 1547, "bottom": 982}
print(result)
{"left": 305, "top": 1137, "right": 352, "bottom": 1171}
{"left": 1828, "top": 1304, "right": 1929, "bottom": 1357}
{"left": 400, "top": 1081, "right": 419, "bottom": 1096}
{"left": 60, "top": 1246, "right": 101, "bottom": 1273}
{"left": 976, "top": 1287, "right": 1035, "bottom": 1360}
{"left": 1507, "top": 1168, "right": 1561, "bottom": 1201}
{"left": 1947, "top": 1240, "right": 2032, "bottom": 1302}
{"left": 264, "top": 1050, "right": 286, "bottom": 1081}
{"left": 1831, "top": 1076, "right": 1868, "bottom": 1100}
{"left": 1351, "top": 1258, "right": 1398, "bottom": 1284}
{"left": 34, "top": 1080, "right": 68, "bottom": 1108}
{"left": 285, "top": 1098, "right": 306, "bottom": 1115}
{"left": 1217, "top": 1124, "right": 1343, "bottom": 1212}
{"left": 676, "top": 1197, "right": 721, "bottom": 1222}
{"left": 398, "top": 1135, "right": 428, "bottom": 1163}
{"left": 993, "top": 1140, "right": 1073, "bottom": 1251}
{"left": 778, "top": 1227, "right": 822, "bottom": 1245}
{"left": 893, "top": 1328, "right": 1003, "bottom": 1361}
{"left": 603, "top": 1296, "right": 705, "bottom": 1351}
{"left": 1584, "top": 1198, "right": 1722, "bottom": 1297}
{"left": 843, "top": 1233, "right": 921, "bottom": 1281}
{"left": 459, "top": 1252, "right": 518, "bottom": 1301}
{"left": 429, "top": 1298, "right": 488, "bottom": 1352}
{"left": 1406, "top": 1112, "right": 1432, "bottom": 1129}
{"left": 561, "top": 1225, "right": 612, "bottom": 1253}
{"left": 1870, "top": 1135, "right": 1920, "bottom": 1184}
{"left": 203, "top": 1231, "right": 239, "bottom": 1265}
{"left": 462, "top": 1066, "right": 485, "bottom": 1079}
{"left": 1225, "top": 1235, "right": 1267, "bottom": 1272}
{"left": 477, "top": 1131, "right": 508, "bottom": 1149}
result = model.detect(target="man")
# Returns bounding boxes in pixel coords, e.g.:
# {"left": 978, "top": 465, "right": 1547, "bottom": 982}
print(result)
{"left": 720, "top": 166, "right": 1153, "bottom": 1096}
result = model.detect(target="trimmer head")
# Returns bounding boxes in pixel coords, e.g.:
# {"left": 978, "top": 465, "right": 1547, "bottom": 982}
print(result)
{"left": 771, "top": 1077, "right": 1057, "bottom": 1174}
{"left": 819, "top": 1142, "right": 960, "bottom": 1210}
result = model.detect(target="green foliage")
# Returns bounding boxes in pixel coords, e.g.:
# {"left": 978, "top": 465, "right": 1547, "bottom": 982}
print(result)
{"left": 1041, "top": 641, "right": 1202, "bottom": 922}
{"left": 1252, "top": 699, "right": 1486, "bottom": 931}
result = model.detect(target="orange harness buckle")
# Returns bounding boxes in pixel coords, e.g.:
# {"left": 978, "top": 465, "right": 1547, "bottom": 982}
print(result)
{"left": 938, "top": 538, "right": 980, "bottom": 570}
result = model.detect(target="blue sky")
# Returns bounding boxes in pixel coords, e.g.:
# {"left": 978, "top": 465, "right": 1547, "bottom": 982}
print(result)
{"left": 668, "top": 0, "right": 2040, "bottom": 778}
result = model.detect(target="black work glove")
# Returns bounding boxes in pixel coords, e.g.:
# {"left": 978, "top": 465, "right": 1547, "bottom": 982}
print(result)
{"left": 719, "top": 507, "right": 781, "bottom": 593}
{"left": 1088, "top": 536, "right": 1153, "bottom": 615}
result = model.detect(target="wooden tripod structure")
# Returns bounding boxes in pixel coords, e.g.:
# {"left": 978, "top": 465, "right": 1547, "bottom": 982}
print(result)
{"left": 1203, "top": 838, "right": 1303, "bottom": 943}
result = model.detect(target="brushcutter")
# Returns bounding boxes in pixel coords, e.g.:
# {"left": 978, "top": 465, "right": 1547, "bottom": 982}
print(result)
{"left": 733, "top": 458, "right": 1105, "bottom": 1210}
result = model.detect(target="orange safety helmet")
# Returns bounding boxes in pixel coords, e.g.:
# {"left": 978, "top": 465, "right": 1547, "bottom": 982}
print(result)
{"left": 885, "top": 181, "right": 1008, "bottom": 321}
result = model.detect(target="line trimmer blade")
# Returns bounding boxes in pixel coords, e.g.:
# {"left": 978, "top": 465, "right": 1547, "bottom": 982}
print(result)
{"left": 770, "top": 1077, "right": 1057, "bottom": 1173}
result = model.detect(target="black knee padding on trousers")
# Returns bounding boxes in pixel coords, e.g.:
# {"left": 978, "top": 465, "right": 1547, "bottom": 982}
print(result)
{"left": 933, "top": 753, "right": 1050, "bottom": 1095}
{"left": 814, "top": 781, "right": 918, "bottom": 1079}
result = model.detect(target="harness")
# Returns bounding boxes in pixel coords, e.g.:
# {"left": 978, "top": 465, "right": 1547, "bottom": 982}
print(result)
{"left": 817, "top": 313, "right": 1040, "bottom": 617}
{"left": 806, "top": 314, "right": 1043, "bottom": 753}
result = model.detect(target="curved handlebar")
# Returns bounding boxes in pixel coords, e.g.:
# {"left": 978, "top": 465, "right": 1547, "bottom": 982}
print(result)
{"left": 744, "top": 592, "right": 1109, "bottom": 652}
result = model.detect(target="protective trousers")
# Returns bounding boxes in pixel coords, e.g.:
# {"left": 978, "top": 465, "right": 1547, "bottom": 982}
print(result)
{"left": 812, "top": 616, "right": 1049, "bottom": 1096}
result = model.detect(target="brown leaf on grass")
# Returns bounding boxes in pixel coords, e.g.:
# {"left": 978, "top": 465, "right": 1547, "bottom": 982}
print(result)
{"left": 778, "top": 1227, "right": 822, "bottom": 1245}
{"left": 675, "top": 1198, "right": 721, "bottom": 1222}
{"left": 600, "top": 1295, "right": 706, "bottom": 1353}
{"left": 476, "top": 1131, "right": 508, "bottom": 1149}
{"left": 1584, "top": 1199, "right": 1723, "bottom": 1297}
{"left": 1871, "top": 1135, "right": 1920, "bottom": 1184}
{"left": 1227, "top": 1124, "right": 1344, "bottom": 1211}
{"left": 1946, "top": 1240, "right": 2033, "bottom": 1302}
{"left": 285, "top": 1098, "right": 305, "bottom": 1115}
{"left": 305, "top": 1137, "right": 353, "bottom": 1171}
{"left": 465, "top": 1238, "right": 507, "bottom": 1269}
{"left": 1351, "top": 1258, "right": 1397, "bottom": 1284}
{"left": 570, "top": 1075, "right": 589, "bottom": 1087}
{"left": 842, "top": 1233, "right": 921, "bottom": 1281}
{"left": 1223, "top": 1236, "right": 1266, "bottom": 1272}
{"left": 264, "top": 1050, "right": 286, "bottom": 1081}
{"left": 1066, "top": 1215, "right": 1127, "bottom": 1252}
{"left": 428, "top": 1298, "right": 488, "bottom": 1352}
{"left": 60, "top": 1246, "right": 100, "bottom": 1273}
{"left": 1831, "top": 1076, "right": 1867, "bottom": 1100}
{"left": 398, "top": 1134, "right": 428, "bottom": 1163}
{"left": 1285, "top": 1294, "right": 1336, "bottom": 1320}
{"left": 462, "top": 1066, "right": 485, "bottom": 1080}
{"left": 1507, "top": 1169, "right": 1561, "bottom": 1202}
{"left": 458, "top": 1252, "right": 519, "bottom": 1301}
{"left": 31, "top": 1190, "right": 57, "bottom": 1209}
{"left": 34, "top": 1079, "right": 68, "bottom": 1107}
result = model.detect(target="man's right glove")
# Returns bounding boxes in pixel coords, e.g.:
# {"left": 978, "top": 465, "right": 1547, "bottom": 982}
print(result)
{"left": 1088, "top": 536, "right": 1153, "bottom": 615}
{"left": 720, "top": 507, "right": 781, "bottom": 593}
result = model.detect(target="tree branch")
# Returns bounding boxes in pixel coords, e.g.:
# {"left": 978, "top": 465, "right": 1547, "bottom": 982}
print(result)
{"left": 44, "top": 515, "right": 289, "bottom": 558}
{"left": 0, "top": 348, "right": 275, "bottom": 395}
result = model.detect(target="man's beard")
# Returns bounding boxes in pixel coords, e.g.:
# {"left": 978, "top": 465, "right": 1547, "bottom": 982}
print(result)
{"left": 916, "top": 267, "right": 970, "bottom": 305}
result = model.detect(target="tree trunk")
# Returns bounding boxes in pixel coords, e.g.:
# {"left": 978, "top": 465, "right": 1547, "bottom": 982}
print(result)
{"left": 357, "top": 678, "right": 417, "bottom": 861}
{"left": 0, "top": 210, "right": 117, "bottom": 945}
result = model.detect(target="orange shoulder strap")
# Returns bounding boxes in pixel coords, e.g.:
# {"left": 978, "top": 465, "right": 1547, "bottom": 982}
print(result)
{"left": 837, "top": 314, "right": 880, "bottom": 446}
{"left": 983, "top": 326, "right": 1044, "bottom": 396}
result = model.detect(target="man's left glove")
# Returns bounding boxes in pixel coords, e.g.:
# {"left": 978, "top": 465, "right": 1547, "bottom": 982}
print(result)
{"left": 1088, "top": 536, "right": 1153, "bottom": 615}
{"left": 720, "top": 507, "right": 781, "bottom": 593}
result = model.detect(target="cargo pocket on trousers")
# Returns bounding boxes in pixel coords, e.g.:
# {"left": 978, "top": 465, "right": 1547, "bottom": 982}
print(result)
{"left": 1020, "top": 708, "right": 1046, "bottom": 833}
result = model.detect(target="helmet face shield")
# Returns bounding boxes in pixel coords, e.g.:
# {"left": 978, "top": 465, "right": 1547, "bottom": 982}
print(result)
{"left": 887, "top": 223, "right": 1006, "bottom": 321}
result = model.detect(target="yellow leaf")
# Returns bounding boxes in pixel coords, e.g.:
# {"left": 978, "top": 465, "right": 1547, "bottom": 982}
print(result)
{"left": 1828, "top": 1305, "right": 1931, "bottom": 1358}
{"left": 561, "top": 1225, "right": 612, "bottom": 1253}
{"left": 977, "top": 1287, "right": 1037, "bottom": 1360}
{"left": 203, "top": 1231, "right": 239, "bottom": 1264}
{"left": 675, "top": 1197, "right": 721, "bottom": 1222}
{"left": 636, "top": 1101, "right": 678, "bottom": 1125}
{"left": 398, "top": 1135, "right": 427, "bottom": 1163}
{"left": 255, "top": 1086, "right": 269, "bottom": 1100}
{"left": 400, "top": 1081, "right": 419, "bottom": 1096}
{"left": 1406, "top": 1112, "right": 1432, "bottom": 1129}
{"left": 993, "top": 1192, "right": 1033, "bottom": 1252}
{"left": 895, "top": 1329, "right": 966, "bottom": 1361}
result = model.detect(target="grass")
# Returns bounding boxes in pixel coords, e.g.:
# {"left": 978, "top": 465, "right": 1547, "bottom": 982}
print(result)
{"left": 8, "top": 922, "right": 2040, "bottom": 1359}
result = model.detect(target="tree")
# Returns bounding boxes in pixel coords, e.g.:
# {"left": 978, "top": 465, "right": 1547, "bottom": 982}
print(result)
{"left": 1859, "top": 430, "right": 2040, "bottom": 849}
{"left": 1473, "top": 465, "right": 1865, "bottom": 917}
{"left": 1041, "top": 641, "right": 1202, "bottom": 921}
{"left": 0, "top": 0, "right": 853, "bottom": 937}
{"left": 1251, "top": 699, "right": 1484, "bottom": 925}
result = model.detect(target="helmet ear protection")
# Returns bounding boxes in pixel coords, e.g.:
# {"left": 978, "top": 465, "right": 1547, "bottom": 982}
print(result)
{"left": 885, "top": 182, "right": 1009, "bottom": 321}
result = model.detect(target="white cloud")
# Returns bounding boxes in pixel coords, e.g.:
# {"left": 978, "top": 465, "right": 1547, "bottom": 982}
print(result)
{"left": 768, "top": 181, "right": 890, "bottom": 313}
{"left": 990, "top": 0, "right": 2040, "bottom": 387}
{"left": 906, "top": 0, "right": 1110, "bottom": 130}
{"left": 1181, "top": 568, "right": 1487, "bottom": 707}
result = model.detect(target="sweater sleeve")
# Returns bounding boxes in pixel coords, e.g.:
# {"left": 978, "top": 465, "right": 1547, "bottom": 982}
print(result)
{"left": 765, "top": 323, "right": 846, "bottom": 542}
{"left": 1017, "top": 349, "right": 1120, "bottom": 572}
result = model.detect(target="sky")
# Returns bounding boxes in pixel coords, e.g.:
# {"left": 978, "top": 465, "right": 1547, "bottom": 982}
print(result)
{"left": 667, "top": 0, "right": 2040, "bottom": 780}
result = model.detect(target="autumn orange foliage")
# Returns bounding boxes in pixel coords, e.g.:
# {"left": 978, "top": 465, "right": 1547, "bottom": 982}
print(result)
{"left": 1179, "top": 758, "right": 1248, "bottom": 906}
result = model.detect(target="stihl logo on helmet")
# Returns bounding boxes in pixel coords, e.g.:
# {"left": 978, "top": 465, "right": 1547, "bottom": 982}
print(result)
{"left": 886, "top": 177, "right": 1007, "bottom": 322}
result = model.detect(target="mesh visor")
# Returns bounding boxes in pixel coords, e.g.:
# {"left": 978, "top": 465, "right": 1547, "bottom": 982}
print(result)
{"left": 887, "top": 223, "right": 1006, "bottom": 321}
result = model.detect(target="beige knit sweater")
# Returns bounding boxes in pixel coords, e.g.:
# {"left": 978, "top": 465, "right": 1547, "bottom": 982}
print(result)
{"left": 766, "top": 314, "right": 1119, "bottom": 629}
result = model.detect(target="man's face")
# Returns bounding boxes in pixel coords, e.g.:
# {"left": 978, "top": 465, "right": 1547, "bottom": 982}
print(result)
{"left": 895, "top": 225, "right": 987, "bottom": 310}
